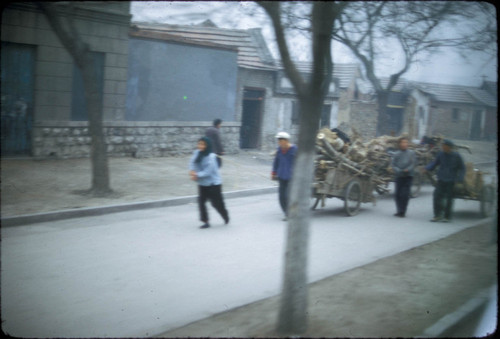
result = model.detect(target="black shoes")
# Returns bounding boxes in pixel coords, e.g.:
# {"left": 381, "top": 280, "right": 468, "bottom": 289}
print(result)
{"left": 394, "top": 213, "right": 405, "bottom": 217}
{"left": 200, "top": 216, "right": 228, "bottom": 229}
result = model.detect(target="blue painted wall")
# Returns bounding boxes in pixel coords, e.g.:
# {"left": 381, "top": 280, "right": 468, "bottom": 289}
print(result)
{"left": 126, "top": 38, "right": 238, "bottom": 122}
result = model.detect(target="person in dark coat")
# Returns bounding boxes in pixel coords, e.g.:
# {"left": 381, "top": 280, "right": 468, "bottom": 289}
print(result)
{"left": 423, "top": 139, "right": 465, "bottom": 222}
{"left": 391, "top": 136, "right": 417, "bottom": 217}
{"left": 189, "top": 136, "right": 229, "bottom": 229}
{"left": 205, "top": 119, "right": 224, "bottom": 167}
{"left": 271, "top": 132, "right": 297, "bottom": 221}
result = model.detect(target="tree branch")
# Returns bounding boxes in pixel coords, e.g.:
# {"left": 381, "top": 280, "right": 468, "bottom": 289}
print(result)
{"left": 259, "top": 1, "right": 306, "bottom": 97}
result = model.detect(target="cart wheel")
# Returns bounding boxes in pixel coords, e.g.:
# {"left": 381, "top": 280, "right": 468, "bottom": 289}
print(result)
{"left": 480, "top": 185, "right": 496, "bottom": 218}
{"left": 410, "top": 172, "right": 422, "bottom": 198}
{"left": 310, "top": 195, "right": 321, "bottom": 210}
{"left": 344, "top": 179, "right": 362, "bottom": 216}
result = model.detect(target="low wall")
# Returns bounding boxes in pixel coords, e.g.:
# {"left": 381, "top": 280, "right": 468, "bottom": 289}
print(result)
{"left": 32, "top": 121, "right": 241, "bottom": 158}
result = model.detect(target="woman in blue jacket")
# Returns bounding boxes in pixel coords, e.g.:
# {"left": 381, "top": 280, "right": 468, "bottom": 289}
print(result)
{"left": 189, "top": 137, "right": 229, "bottom": 229}
{"left": 271, "top": 132, "right": 297, "bottom": 221}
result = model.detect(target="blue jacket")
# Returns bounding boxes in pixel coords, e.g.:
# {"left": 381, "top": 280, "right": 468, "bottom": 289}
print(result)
{"left": 272, "top": 145, "right": 297, "bottom": 181}
{"left": 189, "top": 151, "right": 222, "bottom": 186}
{"left": 425, "top": 151, "right": 465, "bottom": 183}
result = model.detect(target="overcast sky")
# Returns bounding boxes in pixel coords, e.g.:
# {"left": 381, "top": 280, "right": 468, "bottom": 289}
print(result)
{"left": 130, "top": 1, "right": 497, "bottom": 87}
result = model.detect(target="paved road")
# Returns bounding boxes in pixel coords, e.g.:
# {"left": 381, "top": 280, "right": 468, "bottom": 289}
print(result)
{"left": 0, "top": 185, "right": 494, "bottom": 337}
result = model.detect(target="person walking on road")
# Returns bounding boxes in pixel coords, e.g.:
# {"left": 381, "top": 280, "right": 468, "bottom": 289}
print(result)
{"left": 205, "top": 119, "right": 224, "bottom": 167}
{"left": 391, "top": 136, "right": 417, "bottom": 217}
{"left": 271, "top": 132, "right": 297, "bottom": 221}
{"left": 423, "top": 139, "right": 465, "bottom": 223}
{"left": 189, "top": 137, "right": 229, "bottom": 229}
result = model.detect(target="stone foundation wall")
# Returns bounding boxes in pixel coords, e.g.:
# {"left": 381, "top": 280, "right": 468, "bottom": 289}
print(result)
{"left": 32, "top": 121, "right": 241, "bottom": 158}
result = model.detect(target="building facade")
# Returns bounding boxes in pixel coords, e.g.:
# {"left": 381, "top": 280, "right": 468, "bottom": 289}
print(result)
{"left": 405, "top": 81, "right": 497, "bottom": 141}
{"left": 5, "top": 5, "right": 490, "bottom": 160}
{"left": 1, "top": 2, "right": 131, "bottom": 157}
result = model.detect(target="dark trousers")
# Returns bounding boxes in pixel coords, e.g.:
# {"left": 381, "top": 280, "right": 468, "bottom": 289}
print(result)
{"left": 278, "top": 179, "right": 290, "bottom": 215}
{"left": 395, "top": 176, "right": 413, "bottom": 215}
{"left": 433, "top": 180, "right": 455, "bottom": 219}
{"left": 198, "top": 185, "right": 228, "bottom": 223}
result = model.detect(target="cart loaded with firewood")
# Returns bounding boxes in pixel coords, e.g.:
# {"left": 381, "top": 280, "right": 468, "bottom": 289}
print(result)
{"left": 312, "top": 127, "right": 496, "bottom": 217}
{"left": 311, "top": 128, "right": 433, "bottom": 215}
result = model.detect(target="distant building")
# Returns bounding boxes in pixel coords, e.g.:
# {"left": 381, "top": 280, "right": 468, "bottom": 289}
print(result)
{"left": 132, "top": 23, "right": 364, "bottom": 151}
{"left": 356, "top": 78, "right": 498, "bottom": 142}
{"left": 132, "top": 21, "right": 278, "bottom": 150}
{"left": 405, "top": 80, "right": 498, "bottom": 141}
{"left": 272, "top": 61, "right": 363, "bottom": 145}
{"left": 4, "top": 5, "right": 491, "bottom": 159}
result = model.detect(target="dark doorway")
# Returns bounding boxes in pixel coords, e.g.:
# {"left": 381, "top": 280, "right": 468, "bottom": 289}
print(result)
{"left": 470, "top": 110, "right": 482, "bottom": 140}
{"left": 1, "top": 42, "right": 35, "bottom": 156}
{"left": 240, "top": 88, "right": 264, "bottom": 149}
{"left": 320, "top": 104, "right": 332, "bottom": 128}
{"left": 385, "top": 107, "right": 404, "bottom": 136}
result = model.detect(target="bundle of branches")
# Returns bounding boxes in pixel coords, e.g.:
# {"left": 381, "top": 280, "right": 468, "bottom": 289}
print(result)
{"left": 315, "top": 128, "right": 474, "bottom": 196}
{"left": 314, "top": 129, "right": 416, "bottom": 191}
{"left": 315, "top": 128, "right": 379, "bottom": 184}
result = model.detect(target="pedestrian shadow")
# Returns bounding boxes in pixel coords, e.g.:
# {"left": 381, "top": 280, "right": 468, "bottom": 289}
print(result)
{"left": 310, "top": 205, "right": 369, "bottom": 219}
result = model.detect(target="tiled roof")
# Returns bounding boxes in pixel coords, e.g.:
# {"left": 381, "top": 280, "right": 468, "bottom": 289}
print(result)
{"left": 275, "top": 61, "right": 360, "bottom": 89}
{"left": 412, "top": 82, "right": 497, "bottom": 107}
{"left": 367, "top": 78, "right": 497, "bottom": 108}
{"left": 131, "top": 22, "right": 277, "bottom": 71}
{"left": 465, "top": 88, "right": 497, "bottom": 107}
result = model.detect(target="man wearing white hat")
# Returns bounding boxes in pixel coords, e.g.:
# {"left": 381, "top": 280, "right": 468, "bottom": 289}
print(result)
{"left": 271, "top": 131, "right": 297, "bottom": 220}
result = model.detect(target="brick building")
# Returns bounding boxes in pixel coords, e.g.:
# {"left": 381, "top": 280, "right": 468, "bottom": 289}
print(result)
{"left": 406, "top": 81, "right": 498, "bottom": 141}
{"left": 356, "top": 78, "right": 498, "bottom": 142}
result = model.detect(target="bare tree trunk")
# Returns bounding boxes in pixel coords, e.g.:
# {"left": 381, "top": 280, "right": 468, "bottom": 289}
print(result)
{"left": 376, "top": 90, "right": 390, "bottom": 136}
{"left": 38, "top": 3, "right": 111, "bottom": 196}
{"left": 277, "top": 96, "right": 322, "bottom": 334}
{"left": 259, "top": 2, "right": 340, "bottom": 335}
{"left": 81, "top": 54, "right": 111, "bottom": 195}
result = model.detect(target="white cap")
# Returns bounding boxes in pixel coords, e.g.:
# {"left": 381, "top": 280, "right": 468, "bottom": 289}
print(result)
{"left": 275, "top": 131, "right": 291, "bottom": 140}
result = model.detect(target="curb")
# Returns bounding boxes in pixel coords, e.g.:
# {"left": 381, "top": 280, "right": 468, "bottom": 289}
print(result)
{"left": 1, "top": 186, "right": 278, "bottom": 227}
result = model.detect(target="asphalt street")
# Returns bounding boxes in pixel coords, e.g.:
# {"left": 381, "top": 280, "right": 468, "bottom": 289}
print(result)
{"left": 1, "top": 184, "right": 495, "bottom": 338}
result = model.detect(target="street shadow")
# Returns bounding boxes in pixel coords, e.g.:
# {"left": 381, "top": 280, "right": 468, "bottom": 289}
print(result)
{"left": 310, "top": 203, "right": 369, "bottom": 219}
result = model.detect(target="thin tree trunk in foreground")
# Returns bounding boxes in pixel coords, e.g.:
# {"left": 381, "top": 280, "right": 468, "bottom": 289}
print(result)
{"left": 38, "top": 3, "right": 111, "bottom": 195}
{"left": 259, "top": 1, "right": 339, "bottom": 335}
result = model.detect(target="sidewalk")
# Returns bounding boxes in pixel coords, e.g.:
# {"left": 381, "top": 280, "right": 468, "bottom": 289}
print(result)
{"left": 0, "top": 150, "right": 276, "bottom": 219}
{"left": 156, "top": 219, "right": 497, "bottom": 338}
{"left": 1, "top": 139, "right": 496, "bottom": 219}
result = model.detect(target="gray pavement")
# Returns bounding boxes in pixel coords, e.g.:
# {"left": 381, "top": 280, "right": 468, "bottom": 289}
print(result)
{"left": 1, "top": 185, "right": 497, "bottom": 338}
